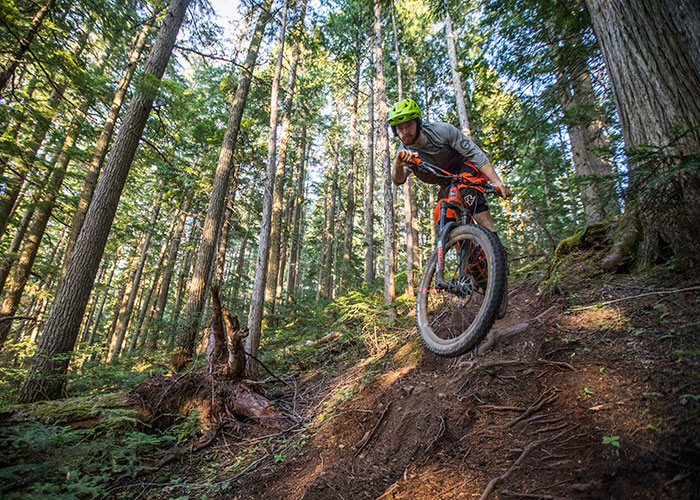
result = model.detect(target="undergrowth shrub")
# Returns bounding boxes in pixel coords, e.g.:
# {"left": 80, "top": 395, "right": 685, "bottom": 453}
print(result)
{"left": 260, "top": 286, "right": 414, "bottom": 375}
{"left": 0, "top": 403, "right": 209, "bottom": 498}
{"left": 0, "top": 409, "right": 173, "bottom": 499}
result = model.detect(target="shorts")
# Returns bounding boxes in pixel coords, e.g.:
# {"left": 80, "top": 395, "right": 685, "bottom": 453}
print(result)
{"left": 433, "top": 185, "right": 489, "bottom": 223}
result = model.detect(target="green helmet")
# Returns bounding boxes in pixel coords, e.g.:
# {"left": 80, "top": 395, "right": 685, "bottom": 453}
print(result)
{"left": 388, "top": 99, "right": 421, "bottom": 125}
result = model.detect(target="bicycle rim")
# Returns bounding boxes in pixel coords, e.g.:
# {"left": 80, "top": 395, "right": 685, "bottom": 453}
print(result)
{"left": 416, "top": 225, "right": 506, "bottom": 357}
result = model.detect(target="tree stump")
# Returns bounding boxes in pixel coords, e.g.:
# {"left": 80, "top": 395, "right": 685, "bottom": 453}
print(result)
{"left": 131, "top": 285, "right": 287, "bottom": 430}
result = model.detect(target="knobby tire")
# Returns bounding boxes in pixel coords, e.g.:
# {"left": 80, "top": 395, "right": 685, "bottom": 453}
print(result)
{"left": 416, "top": 225, "right": 507, "bottom": 357}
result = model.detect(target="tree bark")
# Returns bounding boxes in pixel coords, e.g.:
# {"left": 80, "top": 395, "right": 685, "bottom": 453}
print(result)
{"left": 264, "top": 0, "right": 307, "bottom": 313}
{"left": 364, "top": 66, "right": 376, "bottom": 286}
{"left": 246, "top": 0, "right": 290, "bottom": 378}
{"left": 586, "top": 0, "right": 700, "bottom": 270}
{"left": 18, "top": 0, "right": 191, "bottom": 403}
{"left": 373, "top": 0, "right": 395, "bottom": 305}
{"left": 171, "top": 0, "right": 272, "bottom": 371}
{"left": 443, "top": 0, "right": 471, "bottom": 136}
{"left": 61, "top": 16, "right": 154, "bottom": 274}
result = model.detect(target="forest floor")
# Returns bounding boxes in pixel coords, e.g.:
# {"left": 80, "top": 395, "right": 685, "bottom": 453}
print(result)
{"left": 2, "top": 243, "right": 700, "bottom": 499}
{"left": 130, "top": 246, "right": 700, "bottom": 500}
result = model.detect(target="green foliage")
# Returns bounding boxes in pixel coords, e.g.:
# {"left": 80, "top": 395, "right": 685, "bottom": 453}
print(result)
{"left": 0, "top": 408, "right": 173, "bottom": 498}
{"left": 602, "top": 435, "right": 620, "bottom": 448}
{"left": 167, "top": 409, "right": 205, "bottom": 445}
{"left": 260, "top": 286, "right": 412, "bottom": 376}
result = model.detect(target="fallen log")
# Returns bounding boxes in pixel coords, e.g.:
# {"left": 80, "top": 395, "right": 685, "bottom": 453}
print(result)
{"left": 305, "top": 331, "right": 341, "bottom": 347}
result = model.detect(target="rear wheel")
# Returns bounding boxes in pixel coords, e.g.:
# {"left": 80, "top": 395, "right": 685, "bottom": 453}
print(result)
{"left": 416, "top": 225, "right": 507, "bottom": 357}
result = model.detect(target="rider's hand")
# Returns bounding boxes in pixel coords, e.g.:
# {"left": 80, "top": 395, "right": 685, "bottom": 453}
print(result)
{"left": 492, "top": 181, "right": 511, "bottom": 200}
{"left": 396, "top": 149, "right": 419, "bottom": 169}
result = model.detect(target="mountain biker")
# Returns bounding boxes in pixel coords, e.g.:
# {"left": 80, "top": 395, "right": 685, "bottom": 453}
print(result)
{"left": 389, "top": 98, "right": 511, "bottom": 317}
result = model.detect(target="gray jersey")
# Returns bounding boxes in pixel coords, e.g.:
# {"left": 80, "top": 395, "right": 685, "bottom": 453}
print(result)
{"left": 396, "top": 122, "right": 490, "bottom": 186}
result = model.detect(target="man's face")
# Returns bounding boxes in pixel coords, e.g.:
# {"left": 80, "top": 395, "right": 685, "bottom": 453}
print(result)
{"left": 396, "top": 119, "right": 417, "bottom": 146}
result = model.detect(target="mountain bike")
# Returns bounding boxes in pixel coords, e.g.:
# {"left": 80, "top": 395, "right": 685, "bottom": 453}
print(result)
{"left": 409, "top": 157, "right": 507, "bottom": 357}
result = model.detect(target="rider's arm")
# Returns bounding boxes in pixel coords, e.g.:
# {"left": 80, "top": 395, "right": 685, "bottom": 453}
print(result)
{"left": 477, "top": 161, "right": 511, "bottom": 199}
{"left": 392, "top": 149, "right": 418, "bottom": 185}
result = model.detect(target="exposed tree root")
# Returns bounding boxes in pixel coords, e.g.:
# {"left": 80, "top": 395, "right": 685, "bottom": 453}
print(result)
{"left": 477, "top": 306, "right": 558, "bottom": 354}
{"left": 354, "top": 400, "right": 394, "bottom": 457}
{"left": 502, "top": 389, "right": 558, "bottom": 428}
{"left": 571, "top": 284, "right": 700, "bottom": 310}
{"left": 478, "top": 426, "right": 574, "bottom": 500}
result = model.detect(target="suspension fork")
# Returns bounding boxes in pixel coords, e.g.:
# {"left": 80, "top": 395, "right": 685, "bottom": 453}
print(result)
{"left": 436, "top": 210, "right": 458, "bottom": 289}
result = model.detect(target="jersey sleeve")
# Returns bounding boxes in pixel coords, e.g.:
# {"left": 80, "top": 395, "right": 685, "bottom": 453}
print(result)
{"left": 431, "top": 122, "right": 490, "bottom": 168}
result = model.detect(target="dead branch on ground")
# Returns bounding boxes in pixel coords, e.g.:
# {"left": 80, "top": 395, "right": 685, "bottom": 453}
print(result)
{"left": 477, "top": 306, "right": 558, "bottom": 354}
{"left": 478, "top": 426, "right": 573, "bottom": 500}
{"left": 354, "top": 400, "right": 394, "bottom": 457}
{"left": 571, "top": 284, "right": 700, "bottom": 310}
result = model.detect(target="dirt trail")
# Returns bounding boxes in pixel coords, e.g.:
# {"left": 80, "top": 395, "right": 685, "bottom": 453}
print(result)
{"left": 230, "top": 270, "right": 700, "bottom": 500}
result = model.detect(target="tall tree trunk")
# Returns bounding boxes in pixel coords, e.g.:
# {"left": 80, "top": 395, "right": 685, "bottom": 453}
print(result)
{"left": 18, "top": 0, "right": 191, "bottom": 403}
{"left": 443, "top": 0, "right": 471, "bottom": 136}
{"left": 171, "top": 0, "right": 272, "bottom": 371}
{"left": 287, "top": 126, "right": 307, "bottom": 300}
{"left": 0, "top": 0, "right": 55, "bottom": 95}
{"left": 246, "top": 0, "right": 290, "bottom": 378}
{"left": 107, "top": 194, "right": 162, "bottom": 361}
{"left": 61, "top": 17, "right": 154, "bottom": 273}
{"left": 587, "top": 0, "right": 700, "bottom": 270}
{"left": 148, "top": 198, "right": 189, "bottom": 351}
{"left": 264, "top": 0, "right": 307, "bottom": 314}
{"left": 390, "top": 6, "right": 419, "bottom": 297}
{"left": 364, "top": 67, "right": 376, "bottom": 285}
{"left": 341, "top": 48, "right": 361, "bottom": 293}
{"left": 0, "top": 117, "right": 78, "bottom": 349}
{"left": 321, "top": 148, "right": 339, "bottom": 300}
{"left": 373, "top": 0, "right": 395, "bottom": 305}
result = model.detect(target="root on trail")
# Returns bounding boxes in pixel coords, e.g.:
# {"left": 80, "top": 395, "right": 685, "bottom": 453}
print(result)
{"left": 477, "top": 306, "right": 558, "bottom": 354}
{"left": 479, "top": 426, "right": 575, "bottom": 500}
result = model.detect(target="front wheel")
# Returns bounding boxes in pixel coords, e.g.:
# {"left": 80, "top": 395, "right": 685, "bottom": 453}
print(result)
{"left": 416, "top": 225, "right": 507, "bottom": 357}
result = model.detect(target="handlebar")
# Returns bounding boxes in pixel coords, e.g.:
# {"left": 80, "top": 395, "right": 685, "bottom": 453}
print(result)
{"left": 406, "top": 156, "right": 499, "bottom": 197}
